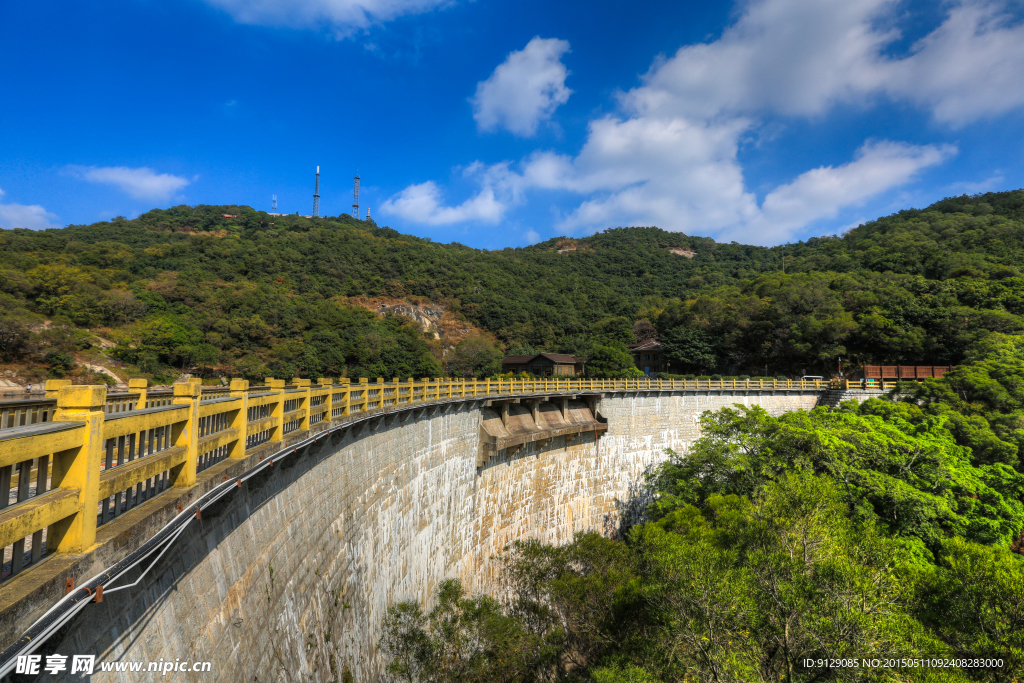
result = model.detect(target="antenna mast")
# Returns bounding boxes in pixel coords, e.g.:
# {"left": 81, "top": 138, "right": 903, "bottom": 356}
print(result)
{"left": 272, "top": 194, "right": 277, "bottom": 212}
{"left": 353, "top": 171, "right": 360, "bottom": 220}
{"left": 312, "top": 166, "right": 320, "bottom": 218}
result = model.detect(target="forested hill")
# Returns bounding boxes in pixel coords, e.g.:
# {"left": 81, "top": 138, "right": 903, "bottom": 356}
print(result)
{"left": 1, "top": 189, "right": 1023, "bottom": 383}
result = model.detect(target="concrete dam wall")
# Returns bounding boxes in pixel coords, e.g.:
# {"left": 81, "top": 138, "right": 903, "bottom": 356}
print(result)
{"left": 41, "top": 390, "right": 820, "bottom": 682}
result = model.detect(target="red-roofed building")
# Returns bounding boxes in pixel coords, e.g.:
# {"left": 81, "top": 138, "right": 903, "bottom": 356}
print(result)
{"left": 501, "top": 353, "right": 583, "bottom": 377}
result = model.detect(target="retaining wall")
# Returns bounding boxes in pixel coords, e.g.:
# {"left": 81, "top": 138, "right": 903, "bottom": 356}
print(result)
{"left": 38, "top": 391, "right": 821, "bottom": 682}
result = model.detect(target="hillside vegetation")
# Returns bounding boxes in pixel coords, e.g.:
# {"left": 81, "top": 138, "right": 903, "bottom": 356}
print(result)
{"left": 0, "top": 190, "right": 1022, "bottom": 382}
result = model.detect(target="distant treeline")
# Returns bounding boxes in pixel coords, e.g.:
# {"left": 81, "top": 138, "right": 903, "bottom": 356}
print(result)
{"left": 0, "top": 190, "right": 1022, "bottom": 381}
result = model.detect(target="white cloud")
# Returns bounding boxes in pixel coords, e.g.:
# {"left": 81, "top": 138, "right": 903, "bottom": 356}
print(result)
{"left": 524, "top": 229, "right": 540, "bottom": 244}
{"left": 883, "top": 3, "right": 1024, "bottom": 125}
{"left": 381, "top": 161, "right": 519, "bottom": 225}
{"left": 471, "top": 37, "right": 572, "bottom": 137}
{"left": 946, "top": 175, "right": 1006, "bottom": 194}
{"left": 531, "top": 116, "right": 762, "bottom": 235}
{"left": 203, "top": 0, "right": 449, "bottom": 36}
{"left": 67, "top": 166, "right": 190, "bottom": 202}
{"left": 625, "top": 0, "right": 894, "bottom": 121}
{"left": 626, "top": 0, "right": 1024, "bottom": 126}
{"left": 746, "top": 140, "right": 957, "bottom": 242}
{"left": 542, "top": 129, "right": 952, "bottom": 244}
{"left": 0, "top": 189, "right": 60, "bottom": 230}
{"left": 380, "top": 181, "right": 506, "bottom": 225}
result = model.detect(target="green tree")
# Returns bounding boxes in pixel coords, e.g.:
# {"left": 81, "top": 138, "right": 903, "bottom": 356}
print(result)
{"left": 659, "top": 325, "right": 717, "bottom": 374}
{"left": 0, "top": 310, "right": 37, "bottom": 361}
{"left": 586, "top": 345, "right": 643, "bottom": 379}
{"left": 647, "top": 404, "right": 1024, "bottom": 551}
{"left": 44, "top": 352, "right": 76, "bottom": 378}
{"left": 445, "top": 336, "right": 503, "bottom": 378}
{"left": 915, "top": 537, "right": 1024, "bottom": 672}
{"left": 592, "top": 317, "right": 636, "bottom": 347}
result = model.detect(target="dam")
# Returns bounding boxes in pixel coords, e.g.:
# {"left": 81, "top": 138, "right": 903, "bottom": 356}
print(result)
{"left": 0, "top": 377, "right": 843, "bottom": 681}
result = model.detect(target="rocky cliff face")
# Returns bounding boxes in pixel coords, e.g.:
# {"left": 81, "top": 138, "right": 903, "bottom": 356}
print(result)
{"left": 375, "top": 302, "right": 447, "bottom": 339}
{"left": 345, "top": 297, "right": 481, "bottom": 344}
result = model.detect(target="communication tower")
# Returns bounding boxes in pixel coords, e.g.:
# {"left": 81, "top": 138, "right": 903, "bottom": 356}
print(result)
{"left": 272, "top": 195, "right": 277, "bottom": 212}
{"left": 365, "top": 206, "right": 371, "bottom": 222}
{"left": 312, "top": 166, "right": 321, "bottom": 218}
{"left": 352, "top": 171, "right": 360, "bottom": 219}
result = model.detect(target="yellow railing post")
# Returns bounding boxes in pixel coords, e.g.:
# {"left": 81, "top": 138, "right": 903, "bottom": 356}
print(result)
{"left": 44, "top": 379, "right": 71, "bottom": 400}
{"left": 342, "top": 378, "right": 351, "bottom": 416}
{"left": 170, "top": 382, "right": 201, "bottom": 488}
{"left": 266, "top": 378, "right": 286, "bottom": 443}
{"left": 228, "top": 379, "right": 249, "bottom": 459}
{"left": 48, "top": 385, "right": 106, "bottom": 553}
{"left": 128, "top": 378, "right": 148, "bottom": 410}
{"left": 292, "top": 378, "right": 312, "bottom": 431}
{"left": 319, "top": 378, "right": 334, "bottom": 421}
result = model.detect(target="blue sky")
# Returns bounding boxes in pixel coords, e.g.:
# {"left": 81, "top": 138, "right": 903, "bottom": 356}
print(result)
{"left": 2, "top": 0, "right": 1023, "bottom": 249}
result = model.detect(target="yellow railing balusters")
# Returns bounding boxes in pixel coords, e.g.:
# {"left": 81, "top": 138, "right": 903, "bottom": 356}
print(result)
{"left": 171, "top": 383, "right": 201, "bottom": 488}
{"left": 228, "top": 380, "right": 248, "bottom": 459}
{"left": 49, "top": 386, "right": 105, "bottom": 553}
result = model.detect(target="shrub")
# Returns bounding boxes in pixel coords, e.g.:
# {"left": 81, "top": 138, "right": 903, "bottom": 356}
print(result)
{"left": 44, "top": 352, "right": 76, "bottom": 378}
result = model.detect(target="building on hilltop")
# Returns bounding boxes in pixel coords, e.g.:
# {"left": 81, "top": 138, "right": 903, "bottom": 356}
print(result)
{"left": 628, "top": 340, "right": 668, "bottom": 375}
{"left": 501, "top": 353, "right": 583, "bottom": 377}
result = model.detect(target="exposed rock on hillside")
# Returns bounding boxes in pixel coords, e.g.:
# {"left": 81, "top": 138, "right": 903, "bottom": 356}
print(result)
{"left": 346, "top": 298, "right": 480, "bottom": 344}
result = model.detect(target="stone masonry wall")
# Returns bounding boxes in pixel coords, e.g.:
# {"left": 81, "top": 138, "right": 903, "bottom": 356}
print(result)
{"left": 42, "top": 391, "right": 821, "bottom": 683}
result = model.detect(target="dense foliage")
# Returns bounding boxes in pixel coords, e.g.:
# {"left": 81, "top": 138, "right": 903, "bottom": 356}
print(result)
{"left": 0, "top": 190, "right": 1022, "bottom": 380}
{"left": 380, "top": 336, "right": 1024, "bottom": 682}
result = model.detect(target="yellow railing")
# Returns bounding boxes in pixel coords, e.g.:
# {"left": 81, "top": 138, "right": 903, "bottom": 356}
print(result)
{"left": 0, "top": 374, "right": 834, "bottom": 583}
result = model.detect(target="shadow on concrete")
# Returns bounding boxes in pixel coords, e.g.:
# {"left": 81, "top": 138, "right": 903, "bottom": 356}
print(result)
{"left": 604, "top": 461, "right": 660, "bottom": 541}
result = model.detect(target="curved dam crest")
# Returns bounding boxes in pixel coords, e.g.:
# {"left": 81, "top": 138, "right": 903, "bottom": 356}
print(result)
{"left": 41, "top": 391, "right": 821, "bottom": 682}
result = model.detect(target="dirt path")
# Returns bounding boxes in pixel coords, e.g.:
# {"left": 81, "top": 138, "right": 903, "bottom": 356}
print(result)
{"left": 81, "top": 361, "right": 123, "bottom": 383}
